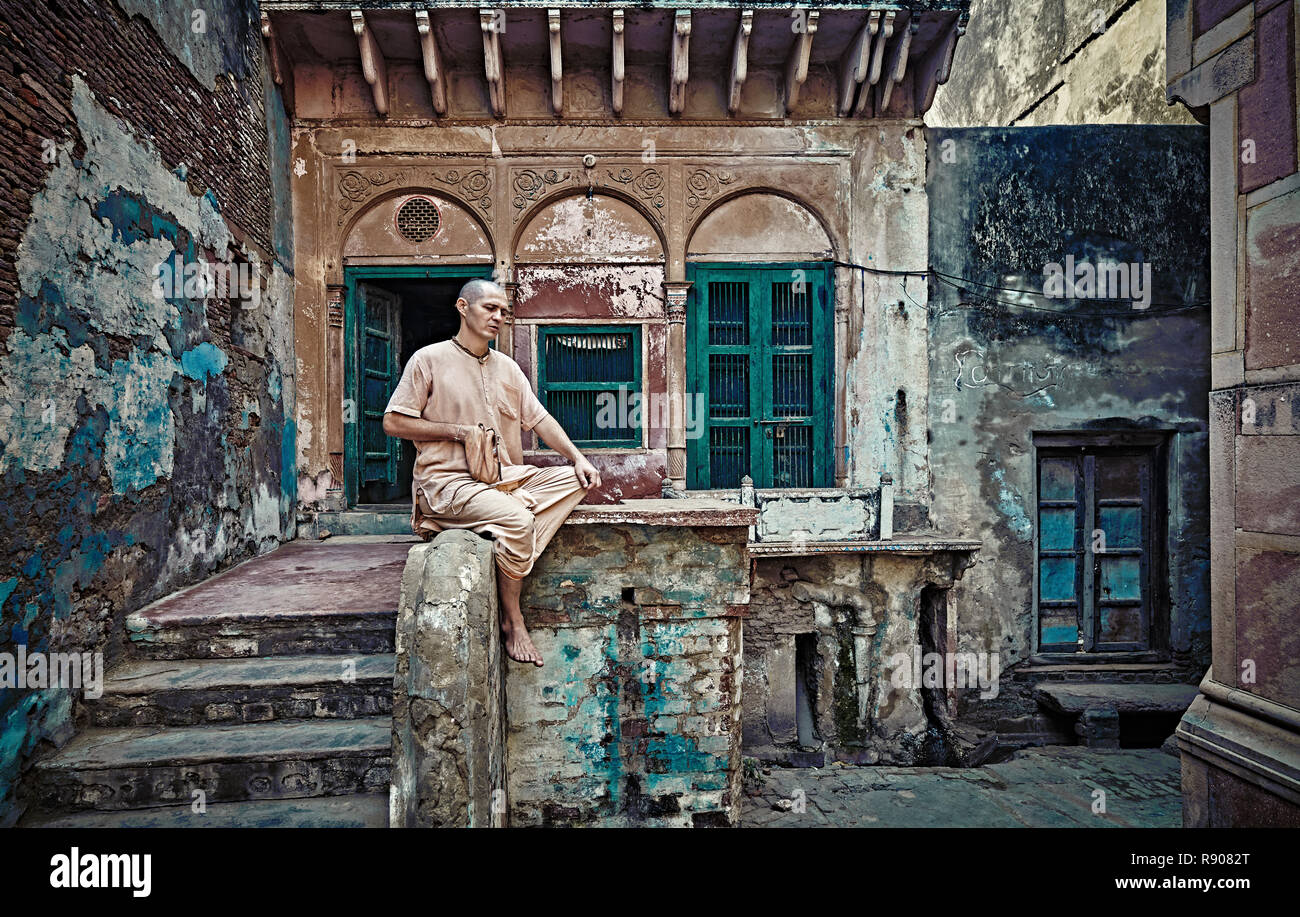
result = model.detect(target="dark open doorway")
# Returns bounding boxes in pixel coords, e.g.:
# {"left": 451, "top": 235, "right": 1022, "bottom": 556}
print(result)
{"left": 345, "top": 266, "right": 494, "bottom": 506}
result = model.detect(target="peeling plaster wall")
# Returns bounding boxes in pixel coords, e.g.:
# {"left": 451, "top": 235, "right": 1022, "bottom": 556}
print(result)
{"left": 290, "top": 120, "right": 928, "bottom": 517}
{"left": 0, "top": 0, "right": 294, "bottom": 823}
{"left": 928, "top": 0, "right": 1200, "bottom": 127}
{"left": 844, "top": 125, "right": 932, "bottom": 498}
{"left": 926, "top": 126, "right": 1211, "bottom": 710}
{"left": 744, "top": 551, "right": 976, "bottom": 767}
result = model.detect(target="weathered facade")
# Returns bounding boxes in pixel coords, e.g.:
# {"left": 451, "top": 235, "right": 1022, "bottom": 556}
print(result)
{"left": 0, "top": 0, "right": 1251, "bottom": 829}
{"left": 0, "top": 0, "right": 296, "bottom": 822}
{"left": 1165, "top": 0, "right": 1300, "bottom": 826}
{"left": 927, "top": 124, "right": 1212, "bottom": 749}
{"left": 928, "top": 0, "right": 1199, "bottom": 128}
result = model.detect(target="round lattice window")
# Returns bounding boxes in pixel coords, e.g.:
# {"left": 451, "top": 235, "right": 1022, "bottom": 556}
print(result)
{"left": 395, "top": 196, "right": 441, "bottom": 243}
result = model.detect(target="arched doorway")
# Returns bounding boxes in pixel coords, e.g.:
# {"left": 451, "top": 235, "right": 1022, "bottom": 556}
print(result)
{"left": 340, "top": 191, "right": 495, "bottom": 505}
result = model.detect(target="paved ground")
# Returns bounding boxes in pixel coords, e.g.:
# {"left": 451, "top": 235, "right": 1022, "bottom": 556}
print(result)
{"left": 741, "top": 746, "right": 1183, "bottom": 827}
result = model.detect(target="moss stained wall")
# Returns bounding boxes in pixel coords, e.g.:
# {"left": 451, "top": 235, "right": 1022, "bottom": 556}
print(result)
{"left": 0, "top": 0, "right": 294, "bottom": 823}
{"left": 926, "top": 125, "right": 1211, "bottom": 695}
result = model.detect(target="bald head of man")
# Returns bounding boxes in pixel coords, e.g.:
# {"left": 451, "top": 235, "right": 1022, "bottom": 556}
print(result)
{"left": 453, "top": 278, "right": 507, "bottom": 352}
{"left": 457, "top": 278, "right": 505, "bottom": 307}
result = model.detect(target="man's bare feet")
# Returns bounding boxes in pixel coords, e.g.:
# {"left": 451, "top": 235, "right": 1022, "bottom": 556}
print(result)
{"left": 497, "top": 569, "right": 542, "bottom": 665}
{"left": 502, "top": 619, "right": 543, "bottom": 666}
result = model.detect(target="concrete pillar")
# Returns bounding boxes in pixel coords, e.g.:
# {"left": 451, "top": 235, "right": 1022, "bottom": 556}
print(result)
{"left": 390, "top": 530, "right": 507, "bottom": 828}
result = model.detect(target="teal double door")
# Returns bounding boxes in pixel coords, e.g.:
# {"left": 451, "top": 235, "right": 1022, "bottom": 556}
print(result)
{"left": 687, "top": 263, "right": 834, "bottom": 489}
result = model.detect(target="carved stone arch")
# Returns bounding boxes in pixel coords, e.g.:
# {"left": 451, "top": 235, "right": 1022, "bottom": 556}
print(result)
{"left": 686, "top": 188, "right": 840, "bottom": 261}
{"left": 512, "top": 187, "right": 667, "bottom": 264}
{"left": 339, "top": 186, "right": 497, "bottom": 264}
{"left": 510, "top": 166, "right": 667, "bottom": 234}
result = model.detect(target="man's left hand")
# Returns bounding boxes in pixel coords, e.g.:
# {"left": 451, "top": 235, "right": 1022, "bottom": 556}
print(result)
{"left": 574, "top": 456, "right": 602, "bottom": 490}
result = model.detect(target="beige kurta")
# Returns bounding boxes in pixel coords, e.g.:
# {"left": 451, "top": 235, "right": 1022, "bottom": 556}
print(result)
{"left": 384, "top": 340, "right": 550, "bottom": 538}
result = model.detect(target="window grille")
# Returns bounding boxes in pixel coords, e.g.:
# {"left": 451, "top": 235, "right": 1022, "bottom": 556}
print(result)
{"left": 537, "top": 326, "right": 642, "bottom": 449}
{"left": 395, "top": 197, "right": 441, "bottom": 243}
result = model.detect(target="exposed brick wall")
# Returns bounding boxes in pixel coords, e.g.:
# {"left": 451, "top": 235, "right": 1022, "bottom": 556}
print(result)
{"left": 512, "top": 521, "right": 749, "bottom": 826}
{"left": 0, "top": 0, "right": 294, "bottom": 824}
{"left": 0, "top": 0, "right": 276, "bottom": 347}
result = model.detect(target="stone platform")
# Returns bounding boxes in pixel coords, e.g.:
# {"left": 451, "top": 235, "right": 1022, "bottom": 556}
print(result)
{"left": 391, "top": 497, "right": 760, "bottom": 828}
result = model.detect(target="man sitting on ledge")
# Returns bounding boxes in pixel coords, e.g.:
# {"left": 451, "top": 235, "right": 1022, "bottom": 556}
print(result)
{"left": 382, "top": 279, "right": 601, "bottom": 666}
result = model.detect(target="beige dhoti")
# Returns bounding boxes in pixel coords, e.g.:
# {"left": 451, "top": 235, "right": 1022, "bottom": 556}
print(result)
{"left": 416, "top": 464, "right": 589, "bottom": 580}
{"left": 385, "top": 339, "right": 591, "bottom": 578}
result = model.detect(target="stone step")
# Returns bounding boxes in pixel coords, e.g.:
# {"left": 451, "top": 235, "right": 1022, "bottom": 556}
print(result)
{"left": 33, "top": 717, "right": 392, "bottom": 812}
{"left": 127, "top": 609, "right": 398, "bottom": 659}
{"left": 85, "top": 655, "right": 396, "bottom": 727}
{"left": 23, "top": 792, "right": 389, "bottom": 828}
{"left": 126, "top": 540, "right": 414, "bottom": 658}
{"left": 1033, "top": 682, "right": 1201, "bottom": 717}
{"left": 312, "top": 510, "right": 414, "bottom": 537}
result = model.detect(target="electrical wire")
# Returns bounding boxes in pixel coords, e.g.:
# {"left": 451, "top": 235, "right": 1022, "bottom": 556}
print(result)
{"left": 831, "top": 258, "right": 1210, "bottom": 316}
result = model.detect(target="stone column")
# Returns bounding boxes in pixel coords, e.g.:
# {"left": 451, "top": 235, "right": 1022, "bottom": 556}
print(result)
{"left": 390, "top": 530, "right": 508, "bottom": 828}
{"left": 664, "top": 280, "right": 692, "bottom": 490}
{"left": 833, "top": 264, "right": 853, "bottom": 487}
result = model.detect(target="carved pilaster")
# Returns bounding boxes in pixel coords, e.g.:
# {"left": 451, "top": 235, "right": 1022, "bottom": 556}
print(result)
{"left": 500, "top": 280, "right": 517, "bottom": 360}
{"left": 328, "top": 453, "right": 344, "bottom": 493}
{"left": 664, "top": 280, "right": 693, "bottom": 490}
{"left": 328, "top": 286, "right": 345, "bottom": 329}
{"left": 327, "top": 284, "right": 346, "bottom": 491}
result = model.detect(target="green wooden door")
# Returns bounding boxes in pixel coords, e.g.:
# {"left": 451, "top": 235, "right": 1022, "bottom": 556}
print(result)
{"left": 1036, "top": 446, "right": 1155, "bottom": 653}
{"left": 687, "top": 264, "right": 832, "bottom": 489}
{"left": 358, "top": 282, "right": 402, "bottom": 494}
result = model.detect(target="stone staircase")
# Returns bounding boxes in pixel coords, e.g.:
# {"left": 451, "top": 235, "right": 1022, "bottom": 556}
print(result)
{"left": 21, "top": 537, "right": 416, "bottom": 828}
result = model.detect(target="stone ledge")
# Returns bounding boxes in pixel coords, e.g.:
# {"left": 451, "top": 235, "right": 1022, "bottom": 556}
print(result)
{"left": 566, "top": 498, "right": 759, "bottom": 527}
{"left": 747, "top": 536, "right": 980, "bottom": 556}
{"left": 1035, "top": 683, "right": 1201, "bottom": 716}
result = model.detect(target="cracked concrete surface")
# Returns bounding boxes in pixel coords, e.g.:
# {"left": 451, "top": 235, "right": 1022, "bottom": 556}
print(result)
{"left": 742, "top": 746, "right": 1182, "bottom": 827}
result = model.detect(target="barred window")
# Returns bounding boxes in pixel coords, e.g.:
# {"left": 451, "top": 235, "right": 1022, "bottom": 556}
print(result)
{"left": 537, "top": 326, "right": 641, "bottom": 449}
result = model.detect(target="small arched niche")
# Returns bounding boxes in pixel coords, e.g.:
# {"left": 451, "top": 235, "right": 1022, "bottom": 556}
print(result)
{"left": 342, "top": 192, "right": 493, "bottom": 260}
{"left": 515, "top": 193, "right": 664, "bottom": 263}
{"left": 688, "top": 193, "right": 833, "bottom": 261}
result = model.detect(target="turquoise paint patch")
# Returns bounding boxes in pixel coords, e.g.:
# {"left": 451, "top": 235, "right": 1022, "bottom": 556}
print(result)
{"left": 180, "top": 343, "right": 228, "bottom": 381}
{"left": 280, "top": 419, "right": 297, "bottom": 507}
{"left": 92, "top": 188, "right": 183, "bottom": 247}
{"left": 1042, "top": 625, "right": 1077, "bottom": 645}
{"left": 991, "top": 465, "right": 1032, "bottom": 539}
{"left": 0, "top": 578, "right": 16, "bottom": 612}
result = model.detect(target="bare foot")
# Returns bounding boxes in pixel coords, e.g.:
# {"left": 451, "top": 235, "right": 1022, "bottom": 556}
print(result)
{"left": 502, "top": 622, "right": 544, "bottom": 666}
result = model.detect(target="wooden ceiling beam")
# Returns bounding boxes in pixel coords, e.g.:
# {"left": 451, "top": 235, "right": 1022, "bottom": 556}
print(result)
{"left": 728, "top": 9, "right": 754, "bottom": 115}
{"left": 837, "top": 11, "right": 876, "bottom": 117}
{"left": 548, "top": 8, "right": 563, "bottom": 116}
{"left": 874, "top": 16, "right": 915, "bottom": 116}
{"left": 611, "top": 8, "right": 625, "bottom": 116}
{"left": 783, "top": 9, "right": 818, "bottom": 114}
{"left": 351, "top": 9, "right": 389, "bottom": 116}
{"left": 480, "top": 8, "right": 506, "bottom": 118}
{"left": 914, "top": 12, "right": 963, "bottom": 116}
{"left": 669, "top": 10, "right": 691, "bottom": 116}
{"left": 415, "top": 9, "right": 448, "bottom": 116}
